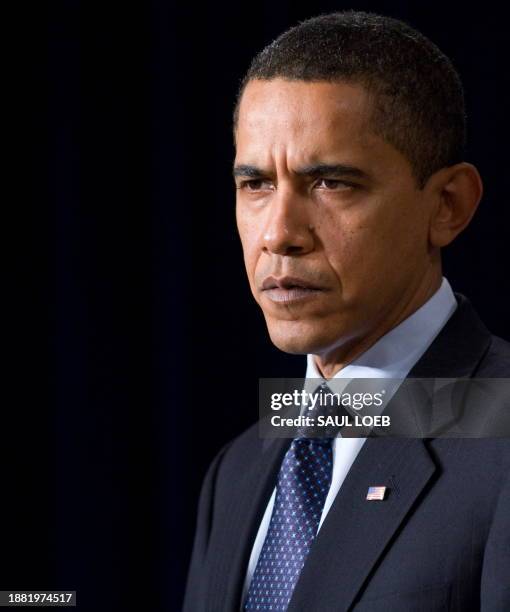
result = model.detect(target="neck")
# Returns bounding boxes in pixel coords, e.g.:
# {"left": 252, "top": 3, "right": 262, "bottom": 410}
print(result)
{"left": 314, "top": 269, "right": 443, "bottom": 380}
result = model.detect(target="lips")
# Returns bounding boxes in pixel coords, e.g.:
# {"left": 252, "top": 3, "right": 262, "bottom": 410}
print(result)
{"left": 261, "top": 276, "right": 325, "bottom": 304}
{"left": 261, "top": 276, "right": 322, "bottom": 291}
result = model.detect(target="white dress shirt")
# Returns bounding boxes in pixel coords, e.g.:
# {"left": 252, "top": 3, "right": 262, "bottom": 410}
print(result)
{"left": 242, "top": 277, "right": 458, "bottom": 601}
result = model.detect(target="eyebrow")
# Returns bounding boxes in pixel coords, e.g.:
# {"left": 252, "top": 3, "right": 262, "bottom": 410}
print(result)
{"left": 233, "top": 164, "right": 267, "bottom": 178}
{"left": 232, "top": 163, "right": 369, "bottom": 180}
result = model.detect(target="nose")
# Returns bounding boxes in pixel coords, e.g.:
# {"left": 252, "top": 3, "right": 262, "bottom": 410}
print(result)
{"left": 262, "top": 186, "right": 315, "bottom": 256}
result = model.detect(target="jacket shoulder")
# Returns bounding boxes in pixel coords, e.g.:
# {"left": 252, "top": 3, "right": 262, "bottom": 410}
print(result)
{"left": 475, "top": 334, "right": 510, "bottom": 377}
{"left": 219, "top": 421, "right": 263, "bottom": 471}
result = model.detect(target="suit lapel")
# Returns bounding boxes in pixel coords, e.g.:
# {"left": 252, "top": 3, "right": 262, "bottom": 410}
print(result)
{"left": 288, "top": 437, "right": 436, "bottom": 611}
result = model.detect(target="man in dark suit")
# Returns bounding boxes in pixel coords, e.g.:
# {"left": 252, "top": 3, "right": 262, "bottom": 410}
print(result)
{"left": 184, "top": 12, "right": 510, "bottom": 611}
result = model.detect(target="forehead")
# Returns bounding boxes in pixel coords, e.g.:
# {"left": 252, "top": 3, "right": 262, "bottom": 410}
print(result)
{"left": 235, "top": 79, "right": 375, "bottom": 164}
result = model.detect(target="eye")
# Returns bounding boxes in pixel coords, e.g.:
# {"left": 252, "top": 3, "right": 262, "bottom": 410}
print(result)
{"left": 315, "top": 178, "right": 355, "bottom": 190}
{"left": 238, "top": 179, "right": 274, "bottom": 191}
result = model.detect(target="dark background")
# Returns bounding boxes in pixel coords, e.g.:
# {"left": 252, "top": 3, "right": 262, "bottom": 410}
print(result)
{"left": 10, "top": 1, "right": 509, "bottom": 610}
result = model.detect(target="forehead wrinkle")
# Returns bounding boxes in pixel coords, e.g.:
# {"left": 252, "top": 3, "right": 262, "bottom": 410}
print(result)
{"left": 269, "top": 143, "right": 298, "bottom": 179}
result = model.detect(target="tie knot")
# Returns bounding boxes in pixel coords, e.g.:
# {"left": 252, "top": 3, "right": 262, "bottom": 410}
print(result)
{"left": 297, "top": 382, "right": 354, "bottom": 439}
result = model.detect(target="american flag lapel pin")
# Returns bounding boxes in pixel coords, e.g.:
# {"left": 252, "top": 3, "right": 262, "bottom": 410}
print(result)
{"left": 366, "top": 485, "right": 387, "bottom": 501}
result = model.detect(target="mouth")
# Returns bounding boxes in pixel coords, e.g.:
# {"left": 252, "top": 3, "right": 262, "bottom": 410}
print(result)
{"left": 261, "top": 276, "right": 325, "bottom": 304}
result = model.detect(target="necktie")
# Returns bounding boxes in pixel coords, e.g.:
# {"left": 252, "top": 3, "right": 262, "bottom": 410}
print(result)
{"left": 244, "top": 384, "right": 335, "bottom": 611}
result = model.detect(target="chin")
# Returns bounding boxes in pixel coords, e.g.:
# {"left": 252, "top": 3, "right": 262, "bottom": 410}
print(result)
{"left": 266, "top": 318, "right": 338, "bottom": 355}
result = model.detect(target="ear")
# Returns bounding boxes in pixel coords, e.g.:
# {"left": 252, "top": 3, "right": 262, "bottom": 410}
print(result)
{"left": 426, "top": 162, "right": 483, "bottom": 248}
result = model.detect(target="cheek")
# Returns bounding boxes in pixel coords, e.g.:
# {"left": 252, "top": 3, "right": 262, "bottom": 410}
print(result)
{"left": 317, "top": 198, "right": 425, "bottom": 288}
{"left": 236, "top": 214, "right": 261, "bottom": 284}
{"left": 316, "top": 207, "right": 377, "bottom": 272}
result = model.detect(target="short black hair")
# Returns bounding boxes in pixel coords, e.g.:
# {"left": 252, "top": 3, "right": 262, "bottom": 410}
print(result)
{"left": 233, "top": 11, "right": 466, "bottom": 189}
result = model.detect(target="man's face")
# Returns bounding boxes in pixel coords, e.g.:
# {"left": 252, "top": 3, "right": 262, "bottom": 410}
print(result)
{"left": 234, "top": 78, "right": 436, "bottom": 357}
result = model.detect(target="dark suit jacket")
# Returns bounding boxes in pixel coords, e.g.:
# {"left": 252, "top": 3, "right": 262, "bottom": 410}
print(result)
{"left": 183, "top": 294, "right": 510, "bottom": 611}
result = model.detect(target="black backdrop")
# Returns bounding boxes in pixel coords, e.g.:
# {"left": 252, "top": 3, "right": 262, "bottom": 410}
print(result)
{"left": 12, "top": 1, "right": 509, "bottom": 610}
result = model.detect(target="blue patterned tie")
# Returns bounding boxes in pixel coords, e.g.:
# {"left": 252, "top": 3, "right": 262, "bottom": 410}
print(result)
{"left": 244, "top": 384, "right": 335, "bottom": 611}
